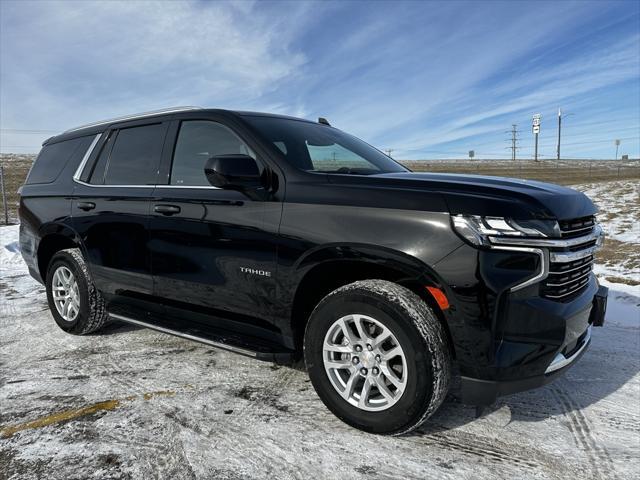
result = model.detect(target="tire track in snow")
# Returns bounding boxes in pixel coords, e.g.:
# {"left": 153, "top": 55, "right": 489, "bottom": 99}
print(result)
{"left": 411, "top": 425, "right": 564, "bottom": 472}
{"left": 97, "top": 332, "right": 312, "bottom": 478}
{"left": 553, "top": 386, "right": 618, "bottom": 480}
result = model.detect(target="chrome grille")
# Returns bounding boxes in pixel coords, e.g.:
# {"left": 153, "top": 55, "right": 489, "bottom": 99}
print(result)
{"left": 542, "top": 254, "right": 594, "bottom": 300}
{"left": 543, "top": 215, "right": 597, "bottom": 300}
{"left": 559, "top": 215, "right": 595, "bottom": 239}
{"left": 488, "top": 216, "right": 603, "bottom": 301}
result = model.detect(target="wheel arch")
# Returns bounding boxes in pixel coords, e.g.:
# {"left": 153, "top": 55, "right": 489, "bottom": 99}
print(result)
{"left": 37, "top": 223, "right": 84, "bottom": 280}
{"left": 289, "top": 243, "right": 456, "bottom": 356}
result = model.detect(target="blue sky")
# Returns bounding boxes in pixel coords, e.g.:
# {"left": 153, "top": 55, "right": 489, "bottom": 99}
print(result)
{"left": 1, "top": 0, "right": 639, "bottom": 159}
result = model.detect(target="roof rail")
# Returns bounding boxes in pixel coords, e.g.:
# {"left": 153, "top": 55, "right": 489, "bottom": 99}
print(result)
{"left": 63, "top": 106, "right": 203, "bottom": 134}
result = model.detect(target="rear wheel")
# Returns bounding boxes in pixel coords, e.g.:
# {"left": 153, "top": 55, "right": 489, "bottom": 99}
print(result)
{"left": 304, "top": 279, "right": 451, "bottom": 435}
{"left": 45, "top": 248, "right": 109, "bottom": 334}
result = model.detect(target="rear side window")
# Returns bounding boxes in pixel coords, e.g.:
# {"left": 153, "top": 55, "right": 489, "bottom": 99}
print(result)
{"left": 27, "top": 136, "right": 92, "bottom": 184}
{"left": 91, "top": 123, "right": 166, "bottom": 185}
{"left": 170, "top": 121, "right": 255, "bottom": 186}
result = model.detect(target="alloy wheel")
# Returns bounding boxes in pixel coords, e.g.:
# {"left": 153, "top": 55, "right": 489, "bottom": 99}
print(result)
{"left": 52, "top": 265, "right": 80, "bottom": 322}
{"left": 322, "top": 314, "right": 407, "bottom": 411}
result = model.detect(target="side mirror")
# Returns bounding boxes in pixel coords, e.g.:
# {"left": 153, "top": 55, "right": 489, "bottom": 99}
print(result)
{"left": 204, "top": 154, "right": 263, "bottom": 191}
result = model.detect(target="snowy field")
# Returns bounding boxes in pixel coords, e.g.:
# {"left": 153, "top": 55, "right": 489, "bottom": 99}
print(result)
{"left": 1, "top": 181, "right": 638, "bottom": 479}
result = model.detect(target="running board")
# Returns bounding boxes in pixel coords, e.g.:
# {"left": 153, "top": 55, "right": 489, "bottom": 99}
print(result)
{"left": 109, "top": 313, "right": 294, "bottom": 363}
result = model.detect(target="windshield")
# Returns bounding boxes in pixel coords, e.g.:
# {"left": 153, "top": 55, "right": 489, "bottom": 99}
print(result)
{"left": 243, "top": 115, "right": 408, "bottom": 175}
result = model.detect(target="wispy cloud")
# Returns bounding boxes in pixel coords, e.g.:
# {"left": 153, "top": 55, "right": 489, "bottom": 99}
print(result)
{"left": 0, "top": 0, "right": 308, "bottom": 146}
{"left": 1, "top": 0, "right": 638, "bottom": 159}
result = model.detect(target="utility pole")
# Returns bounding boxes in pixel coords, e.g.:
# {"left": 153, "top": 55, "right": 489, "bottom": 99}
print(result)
{"left": 506, "top": 124, "right": 520, "bottom": 161}
{"left": 557, "top": 108, "right": 574, "bottom": 160}
{"left": 615, "top": 139, "right": 620, "bottom": 160}
{"left": 385, "top": 149, "right": 394, "bottom": 158}
{"left": 0, "top": 163, "right": 8, "bottom": 225}
{"left": 556, "top": 108, "right": 562, "bottom": 161}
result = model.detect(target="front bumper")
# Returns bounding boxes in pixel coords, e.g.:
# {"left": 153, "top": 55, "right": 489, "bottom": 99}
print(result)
{"left": 459, "top": 284, "right": 607, "bottom": 405}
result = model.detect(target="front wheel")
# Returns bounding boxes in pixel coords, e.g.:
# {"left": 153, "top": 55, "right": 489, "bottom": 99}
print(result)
{"left": 304, "top": 280, "right": 451, "bottom": 435}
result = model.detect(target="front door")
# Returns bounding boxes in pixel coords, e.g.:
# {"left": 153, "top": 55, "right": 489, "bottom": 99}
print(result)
{"left": 149, "top": 119, "right": 280, "bottom": 335}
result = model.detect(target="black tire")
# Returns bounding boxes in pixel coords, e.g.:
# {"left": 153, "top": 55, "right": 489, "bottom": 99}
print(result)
{"left": 304, "top": 279, "right": 451, "bottom": 435}
{"left": 45, "top": 248, "right": 109, "bottom": 335}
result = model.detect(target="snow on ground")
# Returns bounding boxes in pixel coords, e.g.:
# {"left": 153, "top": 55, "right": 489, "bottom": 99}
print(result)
{"left": 579, "top": 181, "right": 639, "bottom": 245}
{"left": 1, "top": 186, "right": 639, "bottom": 479}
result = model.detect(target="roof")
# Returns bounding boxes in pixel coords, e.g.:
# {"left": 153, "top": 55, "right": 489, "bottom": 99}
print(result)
{"left": 45, "top": 107, "right": 316, "bottom": 145}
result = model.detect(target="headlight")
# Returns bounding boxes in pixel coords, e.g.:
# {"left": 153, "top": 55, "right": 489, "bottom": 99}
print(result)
{"left": 452, "top": 215, "right": 559, "bottom": 246}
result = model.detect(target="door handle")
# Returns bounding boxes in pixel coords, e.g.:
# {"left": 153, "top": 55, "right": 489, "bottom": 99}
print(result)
{"left": 77, "top": 202, "right": 96, "bottom": 211}
{"left": 154, "top": 204, "right": 181, "bottom": 215}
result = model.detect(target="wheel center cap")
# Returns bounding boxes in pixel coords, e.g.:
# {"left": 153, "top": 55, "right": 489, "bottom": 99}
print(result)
{"left": 361, "top": 351, "right": 376, "bottom": 369}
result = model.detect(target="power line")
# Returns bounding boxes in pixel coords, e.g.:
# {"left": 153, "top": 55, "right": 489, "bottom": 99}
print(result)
{"left": 506, "top": 124, "right": 521, "bottom": 161}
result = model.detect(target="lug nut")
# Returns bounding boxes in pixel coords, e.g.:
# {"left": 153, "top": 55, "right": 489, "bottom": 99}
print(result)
{"left": 352, "top": 356, "right": 360, "bottom": 365}
{"left": 372, "top": 367, "right": 379, "bottom": 375}
{"left": 361, "top": 368, "right": 368, "bottom": 375}
{"left": 367, "top": 344, "right": 373, "bottom": 351}
{"left": 375, "top": 354, "right": 381, "bottom": 362}
{"left": 355, "top": 345, "right": 363, "bottom": 352}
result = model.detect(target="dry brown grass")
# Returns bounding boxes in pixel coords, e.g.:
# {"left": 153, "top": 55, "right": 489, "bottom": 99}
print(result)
{"left": 402, "top": 160, "right": 640, "bottom": 185}
{"left": 1, "top": 155, "right": 639, "bottom": 224}
{"left": 596, "top": 237, "right": 640, "bottom": 273}
{"left": 604, "top": 276, "right": 640, "bottom": 286}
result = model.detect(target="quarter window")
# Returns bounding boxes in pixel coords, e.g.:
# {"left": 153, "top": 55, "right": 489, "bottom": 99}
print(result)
{"left": 27, "top": 136, "right": 92, "bottom": 184}
{"left": 170, "top": 121, "right": 255, "bottom": 186}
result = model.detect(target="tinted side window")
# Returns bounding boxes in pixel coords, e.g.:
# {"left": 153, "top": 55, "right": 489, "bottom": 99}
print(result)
{"left": 102, "top": 123, "right": 165, "bottom": 185}
{"left": 170, "top": 121, "right": 255, "bottom": 186}
{"left": 27, "top": 136, "right": 91, "bottom": 184}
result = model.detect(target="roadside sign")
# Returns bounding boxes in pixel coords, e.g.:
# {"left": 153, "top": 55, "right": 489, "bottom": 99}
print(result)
{"left": 469, "top": 150, "right": 475, "bottom": 159}
{"left": 532, "top": 114, "right": 541, "bottom": 134}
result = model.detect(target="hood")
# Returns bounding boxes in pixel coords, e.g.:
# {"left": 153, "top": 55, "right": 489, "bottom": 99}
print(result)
{"left": 367, "top": 172, "right": 597, "bottom": 220}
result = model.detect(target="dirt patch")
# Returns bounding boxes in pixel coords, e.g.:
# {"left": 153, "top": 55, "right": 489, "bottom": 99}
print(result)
{"left": 596, "top": 238, "right": 640, "bottom": 272}
{"left": 604, "top": 276, "right": 640, "bottom": 286}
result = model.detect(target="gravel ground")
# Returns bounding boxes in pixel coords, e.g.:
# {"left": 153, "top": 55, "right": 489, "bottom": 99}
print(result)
{"left": 1, "top": 221, "right": 639, "bottom": 479}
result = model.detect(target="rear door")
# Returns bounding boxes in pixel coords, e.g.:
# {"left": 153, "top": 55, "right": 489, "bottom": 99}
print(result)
{"left": 72, "top": 120, "right": 169, "bottom": 315}
{"left": 148, "top": 116, "right": 281, "bottom": 334}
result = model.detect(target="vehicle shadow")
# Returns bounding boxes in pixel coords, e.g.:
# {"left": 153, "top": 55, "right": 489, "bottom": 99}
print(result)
{"left": 92, "top": 320, "right": 141, "bottom": 335}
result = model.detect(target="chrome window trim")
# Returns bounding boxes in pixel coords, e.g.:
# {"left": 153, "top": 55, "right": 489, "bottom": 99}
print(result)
{"left": 489, "top": 245, "right": 549, "bottom": 291}
{"left": 73, "top": 180, "right": 156, "bottom": 188}
{"left": 545, "top": 326, "right": 592, "bottom": 374}
{"left": 72, "top": 182, "right": 221, "bottom": 190}
{"left": 489, "top": 224, "right": 603, "bottom": 248}
{"left": 72, "top": 133, "right": 103, "bottom": 183}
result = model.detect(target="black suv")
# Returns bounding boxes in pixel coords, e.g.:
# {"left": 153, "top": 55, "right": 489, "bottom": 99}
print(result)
{"left": 19, "top": 107, "right": 607, "bottom": 434}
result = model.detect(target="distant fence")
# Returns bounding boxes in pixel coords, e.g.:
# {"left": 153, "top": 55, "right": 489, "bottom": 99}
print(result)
{"left": 1, "top": 155, "right": 33, "bottom": 225}
{"left": 1, "top": 155, "right": 639, "bottom": 225}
